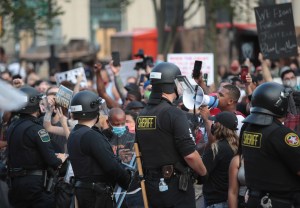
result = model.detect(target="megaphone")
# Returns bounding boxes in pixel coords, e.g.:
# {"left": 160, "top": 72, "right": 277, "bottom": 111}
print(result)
{"left": 182, "top": 86, "right": 219, "bottom": 110}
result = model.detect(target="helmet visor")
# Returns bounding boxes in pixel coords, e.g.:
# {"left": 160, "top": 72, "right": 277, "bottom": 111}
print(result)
{"left": 174, "top": 75, "right": 194, "bottom": 97}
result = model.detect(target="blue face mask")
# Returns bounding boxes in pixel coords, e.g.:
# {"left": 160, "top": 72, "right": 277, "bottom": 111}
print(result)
{"left": 112, "top": 126, "right": 126, "bottom": 136}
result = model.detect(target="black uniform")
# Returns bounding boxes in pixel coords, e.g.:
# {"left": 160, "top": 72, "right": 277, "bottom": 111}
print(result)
{"left": 136, "top": 98, "right": 197, "bottom": 208}
{"left": 68, "top": 124, "right": 131, "bottom": 208}
{"left": 242, "top": 119, "right": 300, "bottom": 208}
{"left": 7, "top": 114, "right": 62, "bottom": 208}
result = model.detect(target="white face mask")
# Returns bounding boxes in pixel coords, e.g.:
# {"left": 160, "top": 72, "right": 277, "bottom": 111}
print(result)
{"left": 283, "top": 79, "right": 297, "bottom": 88}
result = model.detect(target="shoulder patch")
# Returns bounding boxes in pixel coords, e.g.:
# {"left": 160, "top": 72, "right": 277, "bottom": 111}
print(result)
{"left": 284, "top": 133, "right": 300, "bottom": 147}
{"left": 38, "top": 129, "right": 50, "bottom": 142}
{"left": 137, "top": 116, "right": 156, "bottom": 130}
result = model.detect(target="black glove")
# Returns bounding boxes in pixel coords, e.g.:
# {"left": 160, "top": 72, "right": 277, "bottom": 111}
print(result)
{"left": 293, "top": 91, "right": 300, "bottom": 107}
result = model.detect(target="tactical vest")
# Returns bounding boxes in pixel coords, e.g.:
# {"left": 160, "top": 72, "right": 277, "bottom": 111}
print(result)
{"left": 7, "top": 118, "right": 44, "bottom": 169}
{"left": 136, "top": 100, "right": 186, "bottom": 169}
{"left": 68, "top": 126, "right": 103, "bottom": 178}
{"left": 242, "top": 120, "right": 300, "bottom": 195}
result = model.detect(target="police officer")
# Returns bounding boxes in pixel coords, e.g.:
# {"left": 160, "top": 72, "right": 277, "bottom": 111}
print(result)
{"left": 7, "top": 86, "right": 66, "bottom": 208}
{"left": 241, "top": 82, "right": 300, "bottom": 208}
{"left": 135, "top": 62, "right": 207, "bottom": 208}
{"left": 68, "top": 90, "right": 131, "bottom": 208}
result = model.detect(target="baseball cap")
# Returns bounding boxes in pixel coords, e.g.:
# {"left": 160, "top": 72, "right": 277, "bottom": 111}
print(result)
{"left": 209, "top": 111, "right": 238, "bottom": 130}
{"left": 125, "top": 83, "right": 140, "bottom": 92}
{"left": 125, "top": 101, "right": 144, "bottom": 111}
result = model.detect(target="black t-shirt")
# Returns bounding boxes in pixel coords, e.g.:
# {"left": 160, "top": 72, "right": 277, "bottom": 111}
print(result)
{"left": 202, "top": 139, "right": 235, "bottom": 206}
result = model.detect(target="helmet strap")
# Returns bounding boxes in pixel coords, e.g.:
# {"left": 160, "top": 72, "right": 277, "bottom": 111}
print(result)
{"left": 94, "top": 112, "right": 100, "bottom": 125}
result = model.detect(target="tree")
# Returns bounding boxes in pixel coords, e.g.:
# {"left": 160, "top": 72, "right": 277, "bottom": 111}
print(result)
{"left": 0, "top": 0, "right": 64, "bottom": 40}
{"left": 152, "top": 0, "right": 203, "bottom": 58}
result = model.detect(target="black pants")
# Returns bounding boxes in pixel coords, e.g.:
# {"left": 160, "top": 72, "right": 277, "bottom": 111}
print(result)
{"left": 8, "top": 175, "right": 55, "bottom": 208}
{"left": 246, "top": 195, "right": 293, "bottom": 208}
{"left": 75, "top": 187, "right": 113, "bottom": 208}
{"left": 145, "top": 176, "right": 195, "bottom": 208}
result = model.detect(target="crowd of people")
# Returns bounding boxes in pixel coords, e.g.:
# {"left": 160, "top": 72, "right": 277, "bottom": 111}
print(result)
{"left": 0, "top": 43, "right": 299, "bottom": 208}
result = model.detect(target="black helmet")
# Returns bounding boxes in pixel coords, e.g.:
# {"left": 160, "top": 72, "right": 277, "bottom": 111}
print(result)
{"left": 150, "top": 62, "right": 181, "bottom": 94}
{"left": 70, "top": 90, "right": 101, "bottom": 120}
{"left": 244, "top": 82, "right": 291, "bottom": 125}
{"left": 18, "top": 86, "right": 42, "bottom": 114}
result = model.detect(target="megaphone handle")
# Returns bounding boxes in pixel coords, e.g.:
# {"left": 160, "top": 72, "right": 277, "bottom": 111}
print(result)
{"left": 194, "top": 85, "right": 199, "bottom": 115}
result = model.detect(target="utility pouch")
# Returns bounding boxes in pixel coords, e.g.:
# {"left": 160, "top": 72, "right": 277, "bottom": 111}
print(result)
{"left": 178, "top": 170, "right": 189, "bottom": 192}
{"left": 162, "top": 165, "right": 174, "bottom": 179}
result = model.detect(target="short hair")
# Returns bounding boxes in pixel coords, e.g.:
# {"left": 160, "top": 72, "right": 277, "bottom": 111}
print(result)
{"left": 223, "top": 84, "right": 240, "bottom": 102}
{"left": 108, "top": 107, "right": 125, "bottom": 121}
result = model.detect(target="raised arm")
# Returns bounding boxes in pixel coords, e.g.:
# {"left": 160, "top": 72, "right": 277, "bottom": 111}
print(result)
{"left": 94, "top": 63, "right": 120, "bottom": 108}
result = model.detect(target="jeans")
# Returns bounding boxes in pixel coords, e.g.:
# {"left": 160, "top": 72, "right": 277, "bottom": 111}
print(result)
{"left": 206, "top": 202, "right": 229, "bottom": 208}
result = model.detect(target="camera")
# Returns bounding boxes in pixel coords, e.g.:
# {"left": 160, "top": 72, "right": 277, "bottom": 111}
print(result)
{"left": 134, "top": 49, "right": 154, "bottom": 70}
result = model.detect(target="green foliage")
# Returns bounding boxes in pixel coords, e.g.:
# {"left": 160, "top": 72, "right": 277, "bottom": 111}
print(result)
{"left": 0, "top": 0, "right": 64, "bottom": 38}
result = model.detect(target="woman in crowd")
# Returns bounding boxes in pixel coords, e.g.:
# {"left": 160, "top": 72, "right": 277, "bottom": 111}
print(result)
{"left": 201, "top": 111, "right": 239, "bottom": 208}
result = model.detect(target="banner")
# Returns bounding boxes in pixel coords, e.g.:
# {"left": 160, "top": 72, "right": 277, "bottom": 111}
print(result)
{"left": 167, "top": 53, "right": 214, "bottom": 86}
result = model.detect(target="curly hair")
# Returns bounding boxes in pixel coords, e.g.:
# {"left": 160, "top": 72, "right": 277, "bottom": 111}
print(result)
{"left": 211, "top": 122, "right": 239, "bottom": 159}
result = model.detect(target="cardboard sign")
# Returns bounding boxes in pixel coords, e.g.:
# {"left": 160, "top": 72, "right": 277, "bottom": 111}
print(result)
{"left": 56, "top": 85, "right": 73, "bottom": 109}
{"left": 255, "top": 3, "right": 298, "bottom": 59}
{"left": 167, "top": 53, "right": 214, "bottom": 86}
{"left": 55, "top": 67, "right": 88, "bottom": 87}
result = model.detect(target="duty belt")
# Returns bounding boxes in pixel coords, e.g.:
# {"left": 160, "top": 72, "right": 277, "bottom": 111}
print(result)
{"left": 9, "top": 169, "right": 45, "bottom": 178}
{"left": 75, "top": 181, "right": 112, "bottom": 194}
{"left": 249, "top": 189, "right": 293, "bottom": 206}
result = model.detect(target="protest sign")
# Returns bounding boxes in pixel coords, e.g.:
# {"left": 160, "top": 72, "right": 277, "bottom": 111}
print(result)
{"left": 55, "top": 67, "right": 88, "bottom": 87}
{"left": 56, "top": 85, "right": 73, "bottom": 109}
{"left": 255, "top": 3, "right": 298, "bottom": 59}
{"left": 167, "top": 53, "right": 214, "bottom": 86}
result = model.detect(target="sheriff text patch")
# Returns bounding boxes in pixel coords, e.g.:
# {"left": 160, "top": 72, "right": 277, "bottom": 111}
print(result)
{"left": 242, "top": 131, "right": 262, "bottom": 148}
{"left": 137, "top": 116, "right": 156, "bottom": 130}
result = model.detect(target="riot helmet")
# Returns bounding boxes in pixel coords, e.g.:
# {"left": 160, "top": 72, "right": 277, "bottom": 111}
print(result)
{"left": 244, "top": 82, "right": 291, "bottom": 125}
{"left": 70, "top": 90, "right": 103, "bottom": 120}
{"left": 18, "top": 86, "right": 43, "bottom": 114}
{"left": 149, "top": 62, "right": 181, "bottom": 103}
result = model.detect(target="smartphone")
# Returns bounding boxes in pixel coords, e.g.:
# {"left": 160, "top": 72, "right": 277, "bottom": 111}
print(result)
{"left": 124, "top": 142, "right": 134, "bottom": 150}
{"left": 192, "top": 60, "right": 202, "bottom": 79}
{"left": 203, "top": 73, "right": 208, "bottom": 85}
{"left": 240, "top": 65, "right": 249, "bottom": 83}
{"left": 140, "top": 74, "right": 145, "bottom": 83}
{"left": 111, "top": 51, "right": 120, "bottom": 67}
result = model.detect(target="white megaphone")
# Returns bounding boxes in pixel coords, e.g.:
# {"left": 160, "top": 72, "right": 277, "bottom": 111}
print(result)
{"left": 175, "top": 75, "right": 219, "bottom": 110}
{"left": 182, "top": 87, "right": 219, "bottom": 110}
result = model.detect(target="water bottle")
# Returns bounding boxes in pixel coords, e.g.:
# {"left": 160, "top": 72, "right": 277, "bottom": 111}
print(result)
{"left": 159, "top": 178, "right": 168, "bottom": 192}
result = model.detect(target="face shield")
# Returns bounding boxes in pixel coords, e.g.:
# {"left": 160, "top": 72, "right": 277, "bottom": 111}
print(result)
{"left": 97, "top": 97, "right": 109, "bottom": 116}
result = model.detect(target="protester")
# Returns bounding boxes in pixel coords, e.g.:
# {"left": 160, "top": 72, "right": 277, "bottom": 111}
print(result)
{"left": 201, "top": 111, "right": 239, "bottom": 208}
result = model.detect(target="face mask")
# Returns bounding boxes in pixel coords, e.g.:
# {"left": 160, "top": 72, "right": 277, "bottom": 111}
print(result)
{"left": 112, "top": 126, "right": 126, "bottom": 136}
{"left": 283, "top": 79, "right": 297, "bottom": 88}
{"left": 144, "top": 90, "right": 151, "bottom": 100}
{"left": 210, "top": 124, "right": 216, "bottom": 135}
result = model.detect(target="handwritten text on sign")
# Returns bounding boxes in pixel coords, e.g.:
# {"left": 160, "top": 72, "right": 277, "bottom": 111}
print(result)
{"left": 255, "top": 3, "right": 297, "bottom": 59}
